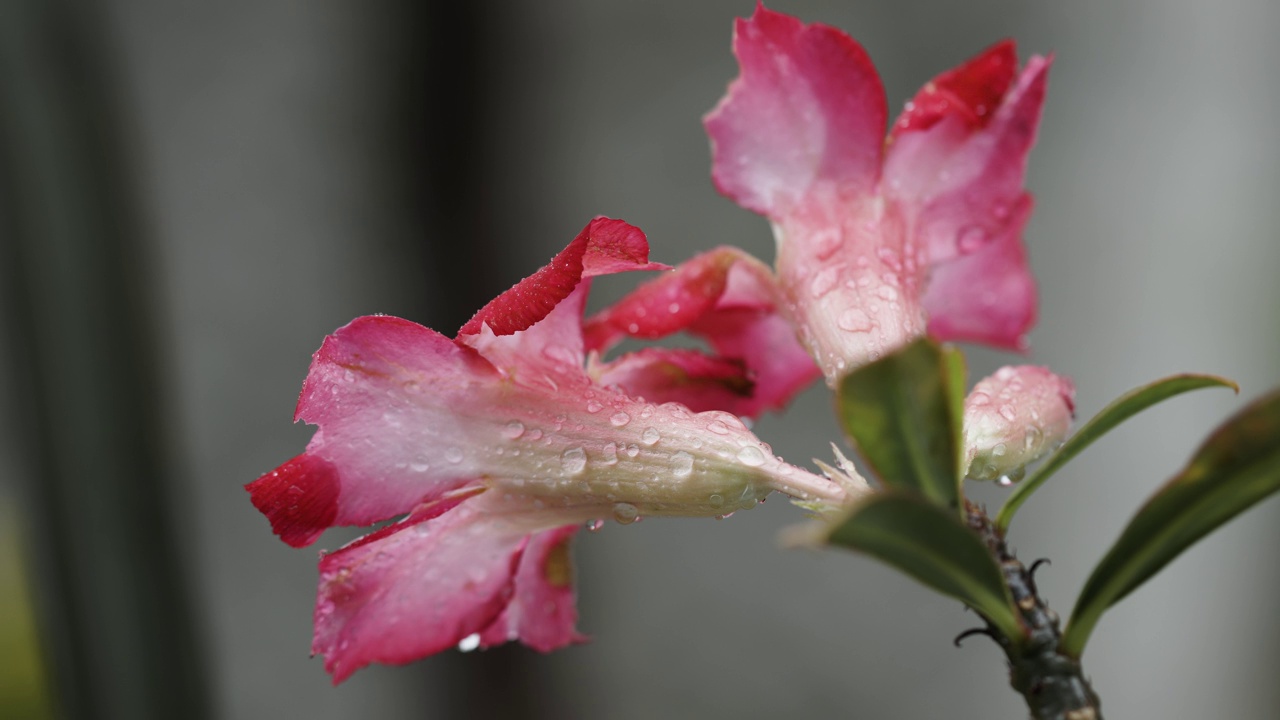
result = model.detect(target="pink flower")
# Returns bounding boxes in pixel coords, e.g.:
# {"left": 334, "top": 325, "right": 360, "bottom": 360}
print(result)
{"left": 247, "top": 218, "right": 853, "bottom": 682}
{"left": 705, "top": 5, "right": 1051, "bottom": 382}
{"left": 963, "top": 365, "right": 1076, "bottom": 482}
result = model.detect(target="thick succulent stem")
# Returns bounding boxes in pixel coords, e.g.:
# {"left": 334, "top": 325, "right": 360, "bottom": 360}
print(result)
{"left": 965, "top": 502, "right": 1103, "bottom": 720}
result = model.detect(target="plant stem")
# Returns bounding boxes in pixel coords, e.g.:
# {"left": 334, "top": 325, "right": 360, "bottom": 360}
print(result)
{"left": 965, "top": 502, "right": 1103, "bottom": 720}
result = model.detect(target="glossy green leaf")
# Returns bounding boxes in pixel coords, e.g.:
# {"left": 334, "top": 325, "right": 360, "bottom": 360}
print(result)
{"left": 837, "top": 339, "right": 963, "bottom": 510}
{"left": 995, "top": 374, "right": 1238, "bottom": 533}
{"left": 828, "top": 492, "right": 1024, "bottom": 642}
{"left": 1061, "top": 389, "right": 1280, "bottom": 658}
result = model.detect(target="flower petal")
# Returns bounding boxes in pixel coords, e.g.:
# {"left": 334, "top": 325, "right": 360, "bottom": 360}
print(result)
{"left": 280, "top": 315, "right": 501, "bottom": 532}
{"left": 922, "top": 194, "right": 1036, "bottom": 349}
{"left": 963, "top": 365, "right": 1075, "bottom": 481}
{"left": 889, "top": 40, "right": 1018, "bottom": 139}
{"left": 589, "top": 347, "right": 757, "bottom": 415}
{"left": 312, "top": 493, "right": 532, "bottom": 683}
{"left": 479, "top": 524, "right": 586, "bottom": 652}
{"left": 705, "top": 4, "right": 886, "bottom": 218}
{"left": 246, "top": 453, "right": 340, "bottom": 548}
{"left": 584, "top": 247, "right": 819, "bottom": 415}
{"left": 885, "top": 54, "right": 1051, "bottom": 265}
{"left": 458, "top": 217, "right": 667, "bottom": 338}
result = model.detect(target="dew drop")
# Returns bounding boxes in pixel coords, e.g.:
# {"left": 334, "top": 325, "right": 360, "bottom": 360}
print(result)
{"left": 502, "top": 421, "right": 525, "bottom": 439}
{"left": 526, "top": 428, "right": 543, "bottom": 441}
{"left": 992, "top": 443, "right": 1007, "bottom": 457}
{"left": 585, "top": 519, "right": 605, "bottom": 533}
{"left": 610, "top": 411, "right": 631, "bottom": 427}
{"left": 707, "top": 420, "right": 730, "bottom": 435}
{"left": 445, "top": 447, "right": 464, "bottom": 464}
{"left": 560, "top": 447, "right": 587, "bottom": 476}
{"left": 1024, "top": 426, "right": 1043, "bottom": 450}
{"left": 585, "top": 399, "right": 603, "bottom": 413}
{"left": 410, "top": 458, "right": 430, "bottom": 473}
{"left": 814, "top": 228, "right": 843, "bottom": 260}
{"left": 709, "top": 493, "right": 724, "bottom": 508}
{"left": 602, "top": 442, "right": 619, "bottom": 465}
{"left": 837, "top": 308, "right": 874, "bottom": 332}
{"left": 957, "top": 225, "right": 988, "bottom": 253}
{"left": 809, "top": 266, "right": 841, "bottom": 298}
{"left": 458, "top": 633, "right": 481, "bottom": 652}
{"left": 671, "top": 451, "right": 694, "bottom": 477}
{"left": 640, "top": 427, "right": 661, "bottom": 445}
{"left": 999, "top": 404, "right": 1017, "bottom": 422}
{"left": 612, "top": 502, "right": 640, "bottom": 525}
{"left": 736, "top": 446, "right": 766, "bottom": 467}
{"left": 969, "top": 391, "right": 991, "bottom": 406}
{"left": 625, "top": 444, "right": 640, "bottom": 458}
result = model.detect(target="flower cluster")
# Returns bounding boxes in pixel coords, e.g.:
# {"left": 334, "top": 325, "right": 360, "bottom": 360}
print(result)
{"left": 248, "top": 5, "right": 1074, "bottom": 683}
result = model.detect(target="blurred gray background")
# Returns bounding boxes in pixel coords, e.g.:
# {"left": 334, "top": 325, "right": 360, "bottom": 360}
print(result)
{"left": 2, "top": 0, "right": 1278, "bottom": 718}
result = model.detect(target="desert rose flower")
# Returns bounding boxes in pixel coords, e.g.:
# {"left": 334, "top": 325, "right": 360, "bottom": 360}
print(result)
{"left": 247, "top": 218, "right": 858, "bottom": 682}
{"left": 963, "top": 365, "right": 1076, "bottom": 483}
{"left": 705, "top": 5, "right": 1051, "bottom": 382}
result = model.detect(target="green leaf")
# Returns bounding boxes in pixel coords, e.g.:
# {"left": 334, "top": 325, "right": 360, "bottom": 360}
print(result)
{"left": 995, "top": 373, "right": 1238, "bottom": 533}
{"left": 837, "top": 339, "right": 963, "bottom": 510}
{"left": 828, "top": 492, "right": 1024, "bottom": 642}
{"left": 1061, "top": 389, "right": 1280, "bottom": 658}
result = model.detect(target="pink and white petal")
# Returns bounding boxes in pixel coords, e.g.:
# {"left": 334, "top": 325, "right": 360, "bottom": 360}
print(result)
{"left": 923, "top": 195, "right": 1036, "bottom": 349}
{"left": 705, "top": 4, "right": 886, "bottom": 218}
{"left": 462, "top": 283, "right": 595, "bottom": 388}
{"left": 589, "top": 347, "right": 757, "bottom": 416}
{"left": 889, "top": 40, "right": 1018, "bottom": 139}
{"left": 279, "top": 315, "right": 510, "bottom": 531}
{"left": 691, "top": 308, "right": 822, "bottom": 414}
{"left": 479, "top": 524, "right": 586, "bottom": 652}
{"left": 583, "top": 248, "right": 746, "bottom": 351}
{"left": 583, "top": 247, "right": 818, "bottom": 415}
{"left": 885, "top": 55, "right": 1051, "bottom": 265}
{"left": 458, "top": 217, "right": 667, "bottom": 338}
{"left": 312, "top": 494, "right": 534, "bottom": 684}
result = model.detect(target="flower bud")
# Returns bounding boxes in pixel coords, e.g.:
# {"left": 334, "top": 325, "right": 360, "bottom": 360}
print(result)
{"left": 963, "top": 365, "right": 1074, "bottom": 482}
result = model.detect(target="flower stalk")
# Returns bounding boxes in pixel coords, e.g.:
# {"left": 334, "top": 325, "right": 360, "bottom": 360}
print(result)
{"left": 965, "top": 501, "right": 1103, "bottom": 720}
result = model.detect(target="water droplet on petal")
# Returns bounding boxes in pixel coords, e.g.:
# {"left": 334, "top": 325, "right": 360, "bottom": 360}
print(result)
{"left": 957, "top": 225, "right": 988, "bottom": 253}
{"left": 969, "top": 392, "right": 991, "bottom": 406}
{"left": 602, "top": 442, "right": 619, "bottom": 465}
{"left": 709, "top": 493, "right": 724, "bottom": 508}
{"left": 814, "top": 228, "right": 843, "bottom": 260}
{"left": 612, "top": 502, "right": 639, "bottom": 525}
{"left": 992, "top": 443, "right": 1007, "bottom": 457}
{"left": 838, "top": 308, "right": 874, "bottom": 332}
{"left": 707, "top": 420, "right": 730, "bottom": 435}
{"left": 458, "top": 633, "right": 481, "bottom": 652}
{"left": 640, "top": 427, "right": 661, "bottom": 445}
{"left": 585, "top": 399, "right": 603, "bottom": 413}
{"left": 736, "top": 446, "right": 766, "bottom": 467}
{"left": 625, "top": 444, "right": 640, "bottom": 458}
{"left": 809, "top": 266, "right": 841, "bottom": 298}
{"left": 560, "top": 447, "right": 587, "bottom": 475}
{"left": 445, "top": 447, "right": 464, "bottom": 464}
{"left": 1024, "top": 426, "right": 1042, "bottom": 450}
{"left": 585, "top": 519, "right": 605, "bottom": 533}
{"left": 502, "top": 421, "right": 525, "bottom": 439}
{"left": 999, "top": 405, "right": 1017, "bottom": 422}
{"left": 410, "top": 458, "right": 430, "bottom": 473}
{"left": 610, "top": 412, "right": 631, "bottom": 427}
{"left": 668, "top": 302, "right": 681, "bottom": 314}
{"left": 671, "top": 451, "right": 694, "bottom": 477}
